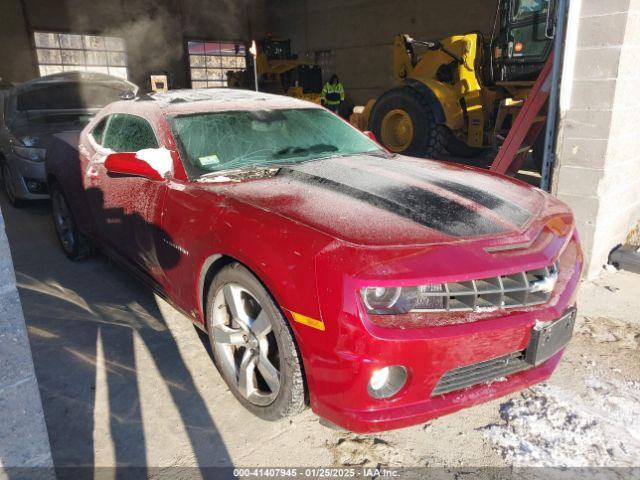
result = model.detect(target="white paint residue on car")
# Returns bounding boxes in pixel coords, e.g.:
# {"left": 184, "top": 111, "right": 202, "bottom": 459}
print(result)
{"left": 136, "top": 148, "right": 174, "bottom": 178}
{"left": 483, "top": 378, "right": 640, "bottom": 466}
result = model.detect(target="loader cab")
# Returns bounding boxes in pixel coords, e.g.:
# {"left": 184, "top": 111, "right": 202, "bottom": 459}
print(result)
{"left": 493, "top": 0, "right": 555, "bottom": 82}
{"left": 259, "top": 38, "right": 293, "bottom": 61}
{"left": 250, "top": 37, "right": 324, "bottom": 100}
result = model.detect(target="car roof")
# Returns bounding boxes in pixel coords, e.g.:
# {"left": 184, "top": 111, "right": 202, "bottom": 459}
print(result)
{"left": 13, "top": 72, "right": 138, "bottom": 95}
{"left": 112, "top": 88, "right": 320, "bottom": 117}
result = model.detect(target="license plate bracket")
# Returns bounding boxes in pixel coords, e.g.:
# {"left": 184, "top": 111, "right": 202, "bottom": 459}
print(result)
{"left": 525, "top": 308, "right": 576, "bottom": 366}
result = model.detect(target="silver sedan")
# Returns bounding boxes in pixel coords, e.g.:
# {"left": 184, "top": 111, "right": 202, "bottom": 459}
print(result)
{"left": 0, "top": 72, "right": 137, "bottom": 206}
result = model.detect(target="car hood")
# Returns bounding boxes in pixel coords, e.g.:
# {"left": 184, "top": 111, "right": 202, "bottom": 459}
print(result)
{"left": 213, "top": 155, "right": 548, "bottom": 247}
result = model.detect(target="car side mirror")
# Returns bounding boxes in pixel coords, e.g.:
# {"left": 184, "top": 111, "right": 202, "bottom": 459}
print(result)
{"left": 364, "top": 131, "right": 377, "bottom": 142}
{"left": 364, "top": 130, "right": 391, "bottom": 153}
{"left": 104, "top": 148, "right": 173, "bottom": 181}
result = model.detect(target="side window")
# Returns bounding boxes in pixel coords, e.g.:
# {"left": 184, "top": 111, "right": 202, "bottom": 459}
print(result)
{"left": 102, "top": 114, "right": 159, "bottom": 153}
{"left": 513, "top": 0, "right": 548, "bottom": 21}
{"left": 91, "top": 117, "right": 108, "bottom": 145}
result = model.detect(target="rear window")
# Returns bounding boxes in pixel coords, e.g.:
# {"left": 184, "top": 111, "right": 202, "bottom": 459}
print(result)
{"left": 16, "top": 83, "right": 126, "bottom": 111}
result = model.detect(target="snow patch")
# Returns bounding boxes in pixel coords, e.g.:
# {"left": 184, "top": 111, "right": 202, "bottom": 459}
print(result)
{"left": 136, "top": 148, "right": 173, "bottom": 178}
{"left": 197, "top": 175, "right": 234, "bottom": 183}
{"left": 474, "top": 306, "right": 500, "bottom": 313}
{"left": 483, "top": 378, "right": 640, "bottom": 466}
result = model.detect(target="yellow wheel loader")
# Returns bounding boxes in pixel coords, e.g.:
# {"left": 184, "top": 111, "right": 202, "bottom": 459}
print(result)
{"left": 227, "top": 38, "right": 324, "bottom": 104}
{"left": 362, "top": 0, "right": 556, "bottom": 159}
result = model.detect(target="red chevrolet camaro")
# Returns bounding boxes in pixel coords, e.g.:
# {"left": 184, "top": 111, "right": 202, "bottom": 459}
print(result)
{"left": 46, "top": 89, "right": 582, "bottom": 433}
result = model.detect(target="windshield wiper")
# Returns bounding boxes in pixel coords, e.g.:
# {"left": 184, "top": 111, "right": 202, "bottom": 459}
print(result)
{"left": 364, "top": 149, "right": 395, "bottom": 159}
{"left": 197, "top": 162, "right": 285, "bottom": 181}
{"left": 312, "top": 149, "right": 394, "bottom": 162}
{"left": 196, "top": 145, "right": 390, "bottom": 181}
{"left": 272, "top": 143, "right": 338, "bottom": 159}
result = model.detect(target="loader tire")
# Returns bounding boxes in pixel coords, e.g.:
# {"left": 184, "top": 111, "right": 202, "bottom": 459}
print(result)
{"left": 368, "top": 86, "right": 448, "bottom": 158}
{"left": 532, "top": 130, "right": 545, "bottom": 173}
{"left": 445, "top": 135, "right": 485, "bottom": 158}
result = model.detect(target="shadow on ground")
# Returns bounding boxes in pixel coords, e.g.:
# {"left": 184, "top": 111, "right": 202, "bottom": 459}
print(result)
{"left": 0, "top": 195, "right": 233, "bottom": 479}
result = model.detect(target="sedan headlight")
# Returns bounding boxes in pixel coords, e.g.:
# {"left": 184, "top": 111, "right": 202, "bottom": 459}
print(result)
{"left": 12, "top": 145, "right": 47, "bottom": 162}
{"left": 361, "top": 285, "right": 445, "bottom": 314}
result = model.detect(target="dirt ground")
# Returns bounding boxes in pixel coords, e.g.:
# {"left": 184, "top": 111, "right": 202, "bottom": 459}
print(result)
{"left": 2, "top": 194, "right": 639, "bottom": 472}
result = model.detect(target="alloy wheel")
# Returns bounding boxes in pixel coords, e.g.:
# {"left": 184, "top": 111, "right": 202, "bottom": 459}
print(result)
{"left": 211, "top": 283, "right": 281, "bottom": 406}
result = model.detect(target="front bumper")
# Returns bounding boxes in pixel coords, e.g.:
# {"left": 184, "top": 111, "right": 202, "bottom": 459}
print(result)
{"left": 321, "top": 350, "right": 564, "bottom": 433}
{"left": 4, "top": 153, "right": 49, "bottom": 200}
{"left": 292, "top": 234, "right": 582, "bottom": 433}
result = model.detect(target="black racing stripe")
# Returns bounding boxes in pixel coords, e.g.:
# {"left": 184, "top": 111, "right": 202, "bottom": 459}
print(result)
{"left": 369, "top": 159, "right": 533, "bottom": 227}
{"left": 429, "top": 179, "right": 532, "bottom": 226}
{"left": 279, "top": 165, "right": 505, "bottom": 237}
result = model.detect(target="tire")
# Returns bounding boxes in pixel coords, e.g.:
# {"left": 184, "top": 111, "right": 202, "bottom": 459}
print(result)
{"left": 206, "top": 263, "right": 306, "bottom": 421}
{"left": 368, "top": 86, "right": 448, "bottom": 158}
{"left": 2, "top": 163, "right": 24, "bottom": 208}
{"left": 50, "top": 182, "right": 91, "bottom": 260}
{"left": 445, "top": 134, "right": 485, "bottom": 158}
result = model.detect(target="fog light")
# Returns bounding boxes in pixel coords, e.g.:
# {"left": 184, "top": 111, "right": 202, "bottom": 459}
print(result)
{"left": 24, "top": 178, "right": 46, "bottom": 194}
{"left": 368, "top": 366, "right": 407, "bottom": 399}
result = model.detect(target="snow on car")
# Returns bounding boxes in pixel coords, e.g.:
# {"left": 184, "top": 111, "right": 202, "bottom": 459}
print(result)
{"left": 45, "top": 88, "right": 583, "bottom": 433}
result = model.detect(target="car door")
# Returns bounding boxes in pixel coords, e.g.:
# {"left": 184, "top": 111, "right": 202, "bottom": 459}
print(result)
{"left": 87, "top": 112, "right": 169, "bottom": 279}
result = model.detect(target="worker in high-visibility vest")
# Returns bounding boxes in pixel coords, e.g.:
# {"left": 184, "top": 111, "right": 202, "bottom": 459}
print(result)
{"left": 321, "top": 74, "right": 345, "bottom": 114}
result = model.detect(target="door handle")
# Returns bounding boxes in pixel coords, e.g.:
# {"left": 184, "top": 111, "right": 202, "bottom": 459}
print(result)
{"left": 86, "top": 165, "right": 100, "bottom": 185}
{"left": 545, "top": 0, "right": 557, "bottom": 39}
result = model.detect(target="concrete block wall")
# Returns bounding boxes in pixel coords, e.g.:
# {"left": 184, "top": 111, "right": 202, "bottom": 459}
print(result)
{"left": 554, "top": 0, "right": 640, "bottom": 277}
{"left": 266, "top": 0, "right": 498, "bottom": 104}
{"left": 0, "top": 208, "right": 54, "bottom": 475}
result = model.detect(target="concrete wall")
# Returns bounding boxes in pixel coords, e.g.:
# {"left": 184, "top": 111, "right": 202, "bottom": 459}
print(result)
{"left": 0, "top": 0, "right": 266, "bottom": 90}
{"left": 554, "top": 0, "right": 640, "bottom": 277}
{"left": 0, "top": 208, "right": 54, "bottom": 474}
{"left": 266, "top": 0, "right": 498, "bottom": 104}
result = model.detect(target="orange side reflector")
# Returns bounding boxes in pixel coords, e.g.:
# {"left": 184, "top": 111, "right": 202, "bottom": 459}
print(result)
{"left": 546, "top": 216, "right": 572, "bottom": 236}
{"left": 291, "top": 312, "right": 325, "bottom": 331}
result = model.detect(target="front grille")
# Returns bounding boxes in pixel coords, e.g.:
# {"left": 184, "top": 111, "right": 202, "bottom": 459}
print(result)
{"left": 413, "top": 262, "right": 559, "bottom": 312}
{"left": 431, "top": 351, "right": 529, "bottom": 396}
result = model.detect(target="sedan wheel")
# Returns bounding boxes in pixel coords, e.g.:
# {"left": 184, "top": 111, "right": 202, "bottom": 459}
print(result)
{"left": 207, "top": 263, "right": 306, "bottom": 420}
{"left": 51, "top": 188, "right": 76, "bottom": 255}
{"left": 2, "top": 164, "right": 20, "bottom": 207}
{"left": 50, "top": 183, "right": 91, "bottom": 260}
{"left": 212, "top": 283, "right": 281, "bottom": 405}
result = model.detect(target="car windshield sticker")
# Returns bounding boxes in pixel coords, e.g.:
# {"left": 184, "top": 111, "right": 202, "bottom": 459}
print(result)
{"left": 198, "top": 154, "right": 220, "bottom": 167}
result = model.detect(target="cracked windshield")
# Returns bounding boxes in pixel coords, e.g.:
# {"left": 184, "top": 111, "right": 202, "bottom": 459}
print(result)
{"left": 170, "top": 108, "right": 383, "bottom": 178}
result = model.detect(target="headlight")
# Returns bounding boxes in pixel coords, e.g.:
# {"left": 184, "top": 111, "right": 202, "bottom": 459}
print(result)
{"left": 12, "top": 145, "right": 47, "bottom": 162}
{"left": 362, "top": 287, "right": 402, "bottom": 312}
{"left": 361, "top": 284, "right": 445, "bottom": 314}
